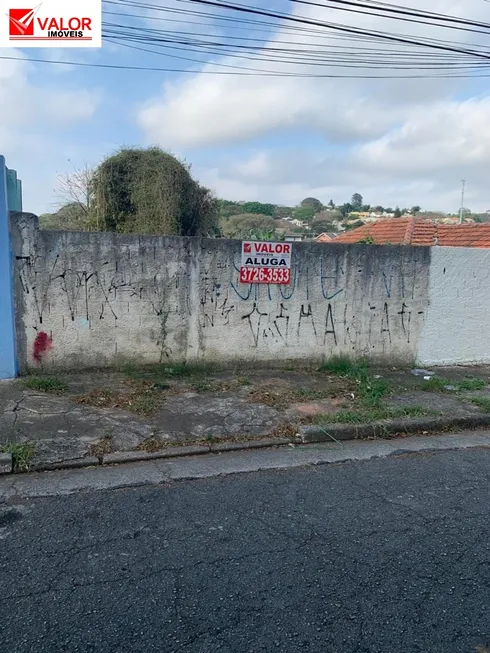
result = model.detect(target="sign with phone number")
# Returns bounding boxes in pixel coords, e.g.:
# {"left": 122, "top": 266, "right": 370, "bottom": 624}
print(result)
{"left": 240, "top": 241, "right": 292, "bottom": 285}
{"left": 239, "top": 267, "right": 291, "bottom": 284}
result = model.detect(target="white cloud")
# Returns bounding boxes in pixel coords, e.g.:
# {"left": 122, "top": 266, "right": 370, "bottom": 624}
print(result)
{"left": 135, "top": 0, "right": 490, "bottom": 210}
{"left": 357, "top": 98, "right": 490, "bottom": 174}
{"left": 136, "top": 0, "right": 488, "bottom": 147}
{"left": 0, "top": 49, "right": 101, "bottom": 213}
{"left": 195, "top": 137, "right": 488, "bottom": 213}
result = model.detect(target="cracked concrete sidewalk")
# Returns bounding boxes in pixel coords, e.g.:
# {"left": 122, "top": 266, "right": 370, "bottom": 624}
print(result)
{"left": 1, "top": 366, "right": 490, "bottom": 471}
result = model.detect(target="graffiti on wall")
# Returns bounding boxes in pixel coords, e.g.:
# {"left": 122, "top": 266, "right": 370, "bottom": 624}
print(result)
{"left": 14, "top": 229, "right": 429, "bottom": 367}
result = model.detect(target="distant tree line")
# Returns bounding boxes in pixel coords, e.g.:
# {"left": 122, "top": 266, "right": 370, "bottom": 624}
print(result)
{"left": 41, "top": 155, "right": 443, "bottom": 241}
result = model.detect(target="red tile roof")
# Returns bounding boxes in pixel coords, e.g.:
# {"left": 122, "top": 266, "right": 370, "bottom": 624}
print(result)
{"left": 333, "top": 218, "right": 490, "bottom": 248}
{"left": 316, "top": 232, "right": 334, "bottom": 243}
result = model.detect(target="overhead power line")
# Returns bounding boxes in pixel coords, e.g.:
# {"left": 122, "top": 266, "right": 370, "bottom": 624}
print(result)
{"left": 2, "top": 0, "right": 489, "bottom": 79}
{"left": 3, "top": 53, "right": 490, "bottom": 78}
{"left": 180, "top": 0, "right": 490, "bottom": 61}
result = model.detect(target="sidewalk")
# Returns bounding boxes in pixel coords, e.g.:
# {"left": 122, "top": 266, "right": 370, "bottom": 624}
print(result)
{"left": 1, "top": 362, "right": 490, "bottom": 472}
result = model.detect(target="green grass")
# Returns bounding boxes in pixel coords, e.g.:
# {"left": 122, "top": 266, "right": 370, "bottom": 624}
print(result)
{"left": 124, "top": 362, "right": 217, "bottom": 383}
{"left": 357, "top": 377, "right": 390, "bottom": 407}
{"left": 295, "top": 387, "right": 327, "bottom": 400}
{"left": 457, "top": 377, "right": 487, "bottom": 392}
{"left": 319, "top": 356, "right": 390, "bottom": 407}
{"left": 1, "top": 442, "right": 35, "bottom": 472}
{"left": 421, "top": 376, "right": 452, "bottom": 392}
{"left": 192, "top": 379, "right": 218, "bottom": 393}
{"left": 20, "top": 375, "right": 67, "bottom": 394}
{"left": 422, "top": 376, "right": 487, "bottom": 393}
{"left": 313, "top": 406, "right": 437, "bottom": 425}
{"left": 238, "top": 377, "right": 252, "bottom": 386}
{"left": 470, "top": 397, "right": 490, "bottom": 413}
{"left": 319, "top": 355, "right": 369, "bottom": 378}
{"left": 130, "top": 394, "right": 159, "bottom": 415}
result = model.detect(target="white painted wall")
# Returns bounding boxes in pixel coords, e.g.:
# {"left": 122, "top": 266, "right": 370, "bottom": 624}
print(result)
{"left": 417, "top": 247, "right": 490, "bottom": 366}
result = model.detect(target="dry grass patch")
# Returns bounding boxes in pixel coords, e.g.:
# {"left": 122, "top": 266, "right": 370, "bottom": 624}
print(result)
{"left": 269, "top": 423, "right": 302, "bottom": 439}
{"left": 248, "top": 382, "right": 353, "bottom": 409}
{"left": 137, "top": 435, "right": 166, "bottom": 453}
{"left": 89, "top": 435, "right": 113, "bottom": 460}
{"left": 75, "top": 380, "right": 165, "bottom": 416}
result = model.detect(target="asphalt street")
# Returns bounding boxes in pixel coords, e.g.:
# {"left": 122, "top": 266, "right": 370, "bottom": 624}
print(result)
{"left": 1, "top": 448, "right": 489, "bottom": 652}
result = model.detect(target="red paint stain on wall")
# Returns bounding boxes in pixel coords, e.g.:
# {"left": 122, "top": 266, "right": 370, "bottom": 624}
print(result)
{"left": 33, "top": 332, "right": 53, "bottom": 363}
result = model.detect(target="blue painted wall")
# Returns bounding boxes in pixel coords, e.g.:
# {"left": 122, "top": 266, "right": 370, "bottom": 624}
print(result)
{"left": 0, "top": 155, "right": 18, "bottom": 379}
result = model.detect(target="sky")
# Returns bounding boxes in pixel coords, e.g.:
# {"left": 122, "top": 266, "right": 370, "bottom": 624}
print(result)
{"left": 1, "top": 0, "right": 490, "bottom": 215}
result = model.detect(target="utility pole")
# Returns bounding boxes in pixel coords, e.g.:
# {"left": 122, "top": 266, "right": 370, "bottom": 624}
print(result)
{"left": 459, "top": 179, "right": 466, "bottom": 224}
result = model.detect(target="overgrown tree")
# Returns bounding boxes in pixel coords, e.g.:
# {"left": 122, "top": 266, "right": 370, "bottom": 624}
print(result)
{"left": 241, "top": 201, "right": 275, "bottom": 216}
{"left": 339, "top": 202, "right": 353, "bottom": 218}
{"left": 292, "top": 206, "right": 316, "bottom": 222}
{"left": 90, "top": 147, "right": 218, "bottom": 236}
{"left": 311, "top": 218, "right": 339, "bottom": 233}
{"left": 221, "top": 214, "right": 276, "bottom": 239}
{"left": 394, "top": 206, "right": 402, "bottom": 218}
{"left": 351, "top": 193, "right": 363, "bottom": 211}
{"left": 218, "top": 199, "right": 243, "bottom": 219}
{"left": 273, "top": 205, "right": 293, "bottom": 219}
{"left": 411, "top": 206, "right": 421, "bottom": 215}
{"left": 300, "top": 197, "right": 323, "bottom": 212}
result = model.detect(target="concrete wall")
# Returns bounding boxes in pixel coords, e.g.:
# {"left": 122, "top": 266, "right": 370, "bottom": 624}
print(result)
{"left": 418, "top": 247, "right": 490, "bottom": 365}
{"left": 10, "top": 214, "right": 431, "bottom": 371}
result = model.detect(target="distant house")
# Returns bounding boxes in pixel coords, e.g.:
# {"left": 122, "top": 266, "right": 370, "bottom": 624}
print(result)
{"left": 333, "top": 217, "right": 490, "bottom": 247}
{"left": 285, "top": 234, "right": 304, "bottom": 242}
{"left": 315, "top": 232, "right": 337, "bottom": 243}
{"left": 291, "top": 219, "right": 305, "bottom": 227}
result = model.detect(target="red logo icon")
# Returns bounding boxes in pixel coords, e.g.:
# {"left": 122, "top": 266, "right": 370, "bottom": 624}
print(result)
{"left": 9, "top": 8, "right": 36, "bottom": 35}
{"left": 244, "top": 243, "right": 252, "bottom": 253}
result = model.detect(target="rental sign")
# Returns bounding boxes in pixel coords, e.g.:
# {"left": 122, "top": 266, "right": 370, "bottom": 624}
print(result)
{"left": 240, "top": 241, "right": 292, "bottom": 285}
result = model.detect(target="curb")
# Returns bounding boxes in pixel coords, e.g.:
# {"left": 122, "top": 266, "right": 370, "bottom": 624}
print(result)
{"left": 299, "top": 414, "right": 490, "bottom": 443}
{"left": 103, "top": 437, "right": 295, "bottom": 465}
{"left": 12, "top": 414, "right": 490, "bottom": 475}
{"left": 0, "top": 453, "right": 13, "bottom": 475}
{"left": 28, "top": 438, "right": 297, "bottom": 473}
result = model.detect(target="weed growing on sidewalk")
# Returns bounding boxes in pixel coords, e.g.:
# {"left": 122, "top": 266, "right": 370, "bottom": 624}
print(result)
{"left": 76, "top": 381, "right": 161, "bottom": 416}
{"left": 1, "top": 442, "right": 35, "bottom": 472}
{"left": 457, "top": 377, "right": 487, "bottom": 391}
{"left": 319, "top": 356, "right": 369, "bottom": 379}
{"left": 469, "top": 397, "right": 490, "bottom": 413}
{"left": 89, "top": 435, "right": 113, "bottom": 461}
{"left": 316, "top": 356, "right": 439, "bottom": 424}
{"left": 124, "top": 362, "right": 217, "bottom": 383}
{"left": 319, "top": 356, "right": 390, "bottom": 407}
{"left": 423, "top": 376, "right": 487, "bottom": 393}
{"left": 137, "top": 435, "right": 165, "bottom": 453}
{"left": 313, "top": 406, "right": 436, "bottom": 426}
{"left": 20, "top": 375, "right": 68, "bottom": 394}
